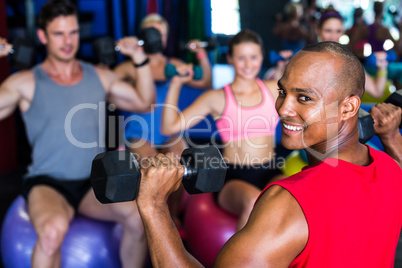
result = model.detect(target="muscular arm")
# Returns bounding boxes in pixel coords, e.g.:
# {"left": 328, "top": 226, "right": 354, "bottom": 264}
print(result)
{"left": 139, "top": 201, "right": 204, "bottom": 268}
{"left": 137, "top": 153, "right": 308, "bottom": 268}
{"left": 113, "top": 60, "right": 136, "bottom": 82}
{"left": 187, "top": 44, "right": 212, "bottom": 89}
{"left": 98, "top": 64, "right": 155, "bottom": 112}
{"left": 101, "top": 37, "right": 155, "bottom": 112}
{"left": 170, "top": 46, "right": 213, "bottom": 90}
{"left": 0, "top": 71, "right": 32, "bottom": 120}
{"left": 214, "top": 185, "right": 308, "bottom": 267}
{"left": 161, "top": 77, "right": 223, "bottom": 136}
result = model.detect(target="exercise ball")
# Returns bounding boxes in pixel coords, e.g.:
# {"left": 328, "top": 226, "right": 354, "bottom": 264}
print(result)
{"left": 1, "top": 196, "right": 122, "bottom": 268}
{"left": 183, "top": 193, "right": 237, "bottom": 268}
{"left": 281, "top": 150, "right": 308, "bottom": 177}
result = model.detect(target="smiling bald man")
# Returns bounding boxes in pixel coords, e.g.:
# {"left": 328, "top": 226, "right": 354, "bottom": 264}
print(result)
{"left": 135, "top": 41, "right": 402, "bottom": 268}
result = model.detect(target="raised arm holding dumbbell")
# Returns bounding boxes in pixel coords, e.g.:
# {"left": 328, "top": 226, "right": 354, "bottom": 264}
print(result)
{"left": 370, "top": 103, "right": 402, "bottom": 167}
{"left": 113, "top": 13, "right": 213, "bottom": 231}
{"left": 162, "top": 30, "right": 285, "bottom": 232}
{"left": 184, "top": 39, "right": 212, "bottom": 88}
{"left": 357, "top": 89, "right": 402, "bottom": 167}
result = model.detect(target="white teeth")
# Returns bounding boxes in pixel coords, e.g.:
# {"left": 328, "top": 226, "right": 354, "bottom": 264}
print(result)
{"left": 283, "top": 123, "right": 303, "bottom": 131}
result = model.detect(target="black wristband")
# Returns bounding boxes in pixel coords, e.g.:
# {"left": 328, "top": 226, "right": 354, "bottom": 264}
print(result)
{"left": 133, "top": 58, "right": 149, "bottom": 68}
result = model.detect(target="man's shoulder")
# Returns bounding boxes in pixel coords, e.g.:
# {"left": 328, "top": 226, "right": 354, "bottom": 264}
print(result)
{"left": 5, "top": 69, "right": 35, "bottom": 88}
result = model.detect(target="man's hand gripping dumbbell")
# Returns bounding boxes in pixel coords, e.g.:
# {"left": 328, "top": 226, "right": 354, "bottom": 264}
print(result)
{"left": 90, "top": 145, "right": 227, "bottom": 203}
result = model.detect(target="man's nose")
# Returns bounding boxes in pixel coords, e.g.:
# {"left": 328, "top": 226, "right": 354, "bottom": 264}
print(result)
{"left": 64, "top": 34, "right": 73, "bottom": 43}
{"left": 277, "top": 96, "right": 297, "bottom": 117}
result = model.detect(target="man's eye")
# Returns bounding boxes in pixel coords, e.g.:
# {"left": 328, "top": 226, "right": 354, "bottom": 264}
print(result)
{"left": 278, "top": 89, "right": 286, "bottom": 95}
{"left": 299, "top": 95, "right": 311, "bottom": 101}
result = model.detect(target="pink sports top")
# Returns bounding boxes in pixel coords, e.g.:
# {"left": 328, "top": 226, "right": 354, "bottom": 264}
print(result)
{"left": 215, "top": 78, "right": 279, "bottom": 143}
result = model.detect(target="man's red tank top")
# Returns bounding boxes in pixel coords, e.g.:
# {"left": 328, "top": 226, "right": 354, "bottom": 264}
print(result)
{"left": 259, "top": 146, "right": 402, "bottom": 267}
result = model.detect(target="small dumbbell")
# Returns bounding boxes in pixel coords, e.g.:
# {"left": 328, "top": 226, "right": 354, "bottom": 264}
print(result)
{"left": 90, "top": 145, "right": 227, "bottom": 204}
{"left": 359, "top": 89, "right": 402, "bottom": 143}
{"left": 165, "top": 63, "right": 203, "bottom": 80}
{"left": 0, "top": 38, "right": 35, "bottom": 69}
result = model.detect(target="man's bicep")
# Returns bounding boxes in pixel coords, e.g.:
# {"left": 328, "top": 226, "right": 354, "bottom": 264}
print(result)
{"left": 214, "top": 185, "right": 308, "bottom": 267}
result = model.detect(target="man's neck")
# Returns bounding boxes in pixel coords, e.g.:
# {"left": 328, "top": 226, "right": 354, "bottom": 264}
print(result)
{"left": 41, "top": 57, "right": 82, "bottom": 85}
{"left": 306, "top": 121, "right": 371, "bottom": 166}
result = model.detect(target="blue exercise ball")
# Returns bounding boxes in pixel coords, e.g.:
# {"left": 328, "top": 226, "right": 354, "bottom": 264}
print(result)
{"left": 1, "top": 196, "right": 122, "bottom": 268}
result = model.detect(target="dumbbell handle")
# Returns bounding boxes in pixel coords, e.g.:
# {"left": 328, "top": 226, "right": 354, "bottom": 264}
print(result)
{"left": 132, "top": 155, "right": 195, "bottom": 180}
{"left": 0, "top": 45, "right": 14, "bottom": 54}
{"left": 114, "top": 40, "right": 145, "bottom": 52}
{"left": 186, "top": 41, "right": 209, "bottom": 50}
{"left": 182, "top": 165, "right": 198, "bottom": 179}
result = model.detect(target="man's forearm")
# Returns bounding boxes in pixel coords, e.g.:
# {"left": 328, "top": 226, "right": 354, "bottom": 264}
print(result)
{"left": 134, "top": 58, "right": 155, "bottom": 106}
{"left": 138, "top": 202, "right": 204, "bottom": 268}
{"left": 380, "top": 133, "right": 402, "bottom": 168}
{"left": 161, "top": 81, "right": 183, "bottom": 135}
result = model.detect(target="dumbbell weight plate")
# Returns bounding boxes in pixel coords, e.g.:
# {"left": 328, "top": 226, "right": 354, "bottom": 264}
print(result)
{"left": 358, "top": 109, "right": 376, "bottom": 144}
{"left": 91, "top": 150, "right": 140, "bottom": 204}
{"left": 180, "top": 146, "right": 227, "bottom": 194}
{"left": 11, "top": 38, "right": 35, "bottom": 70}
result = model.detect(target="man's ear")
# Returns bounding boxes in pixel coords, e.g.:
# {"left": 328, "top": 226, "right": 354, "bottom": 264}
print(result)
{"left": 340, "top": 95, "right": 360, "bottom": 121}
{"left": 37, "top": 28, "right": 47, "bottom": 45}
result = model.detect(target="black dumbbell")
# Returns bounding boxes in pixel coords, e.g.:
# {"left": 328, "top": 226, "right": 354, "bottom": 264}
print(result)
{"left": 90, "top": 145, "right": 227, "bottom": 204}
{"left": 93, "top": 27, "right": 163, "bottom": 66}
{"left": 138, "top": 27, "right": 163, "bottom": 55}
{"left": 0, "top": 38, "right": 36, "bottom": 69}
{"left": 359, "top": 89, "right": 402, "bottom": 143}
{"left": 93, "top": 36, "right": 119, "bottom": 66}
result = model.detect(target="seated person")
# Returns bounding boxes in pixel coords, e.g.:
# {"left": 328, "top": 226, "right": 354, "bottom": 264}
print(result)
{"left": 161, "top": 29, "right": 285, "bottom": 231}
{"left": 0, "top": 1, "right": 156, "bottom": 267}
{"left": 113, "top": 13, "right": 212, "bottom": 223}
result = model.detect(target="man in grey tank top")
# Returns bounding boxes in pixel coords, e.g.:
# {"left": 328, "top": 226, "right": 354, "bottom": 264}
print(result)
{"left": 0, "top": 1, "right": 155, "bottom": 267}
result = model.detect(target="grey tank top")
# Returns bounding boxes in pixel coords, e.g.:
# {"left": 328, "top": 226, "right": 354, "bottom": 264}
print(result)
{"left": 23, "top": 61, "right": 106, "bottom": 180}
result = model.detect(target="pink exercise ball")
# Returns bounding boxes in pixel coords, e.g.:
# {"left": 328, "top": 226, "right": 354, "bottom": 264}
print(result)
{"left": 1, "top": 196, "right": 122, "bottom": 268}
{"left": 183, "top": 193, "right": 238, "bottom": 268}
